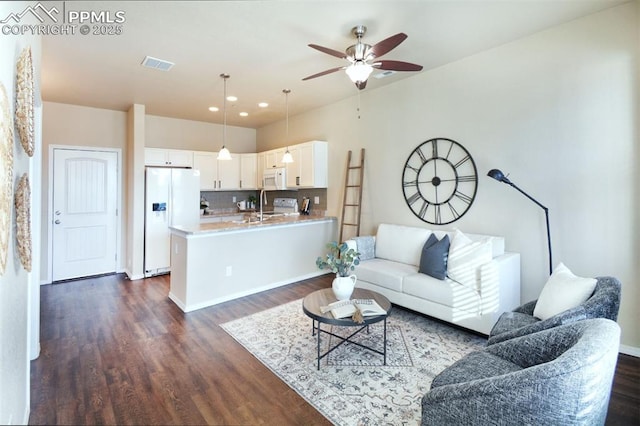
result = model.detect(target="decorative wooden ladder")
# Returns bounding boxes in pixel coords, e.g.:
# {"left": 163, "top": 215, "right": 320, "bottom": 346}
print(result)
{"left": 339, "top": 149, "right": 365, "bottom": 242}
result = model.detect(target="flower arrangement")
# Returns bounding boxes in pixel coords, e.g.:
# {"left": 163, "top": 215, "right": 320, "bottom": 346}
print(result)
{"left": 316, "top": 241, "right": 360, "bottom": 277}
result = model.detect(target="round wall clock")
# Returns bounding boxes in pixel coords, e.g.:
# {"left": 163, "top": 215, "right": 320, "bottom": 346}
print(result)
{"left": 402, "top": 138, "right": 478, "bottom": 225}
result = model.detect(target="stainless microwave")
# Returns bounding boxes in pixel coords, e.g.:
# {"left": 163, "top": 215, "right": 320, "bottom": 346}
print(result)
{"left": 263, "top": 167, "right": 287, "bottom": 190}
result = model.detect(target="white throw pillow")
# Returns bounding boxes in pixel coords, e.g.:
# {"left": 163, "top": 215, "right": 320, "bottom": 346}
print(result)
{"left": 533, "top": 263, "right": 597, "bottom": 320}
{"left": 447, "top": 229, "right": 493, "bottom": 291}
{"left": 375, "top": 224, "right": 431, "bottom": 266}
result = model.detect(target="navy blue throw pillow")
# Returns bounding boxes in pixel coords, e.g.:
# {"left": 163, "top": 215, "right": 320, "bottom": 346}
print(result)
{"left": 419, "top": 234, "right": 450, "bottom": 280}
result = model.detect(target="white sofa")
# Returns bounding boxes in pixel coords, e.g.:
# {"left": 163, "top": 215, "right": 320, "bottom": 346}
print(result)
{"left": 345, "top": 224, "right": 521, "bottom": 335}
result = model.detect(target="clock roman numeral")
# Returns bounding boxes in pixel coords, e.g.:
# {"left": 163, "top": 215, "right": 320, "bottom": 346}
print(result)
{"left": 403, "top": 179, "right": 418, "bottom": 187}
{"left": 453, "top": 190, "right": 473, "bottom": 204}
{"left": 434, "top": 204, "right": 442, "bottom": 224}
{"left": 454, "top": 155, "right": 471, "bottom": 169}
{"left": 457, "top": 174, "right": 477, "bottom": 182}
{"left": 432, "top": 140, "right": 438, "bottom": 158}
{"left": 406, "top": 192, "right": 421, "bottom": 205}
{"left": 419, "top": 201, "right": 430, "bottom": 218}
{"left": 416, "top": 148, "right": 428, "bottom": 164}
{"left": 447, "top": 203, "right": 461, "bottom": 220}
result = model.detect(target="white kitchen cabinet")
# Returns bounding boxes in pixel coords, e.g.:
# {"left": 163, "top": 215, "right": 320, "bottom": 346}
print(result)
{"left": 285, "top": 141, "right": 328, "bottom": 188}
{"left": 193, "top": 151, "right": 246, "bottom": 190}
{"left": 145, "top": 148, "right": 193, "bottom": 168}
{"left": 193, "top": 151, "right": 217, "bottom": 190}
{"left": 257, "top": 152, "right": 266, "bottom": 188}
{"left": 240, "top": 153, "right": 257, "bottom": 189}
{"left": 285, "top": 146, "right": 300, "bottom": 187}
{"left": 217, "top": 155, "right": 241, "bottom": 190}
{"left": 263, "top": 148, "right": 286, "bottom": 169}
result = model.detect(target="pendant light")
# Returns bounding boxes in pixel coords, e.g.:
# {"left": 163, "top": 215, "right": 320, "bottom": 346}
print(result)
{"left": 217, "top": 73, "right": 232, "bottom": 161}
{"left": 281, "top": 89, "right": 294, "bottom": 164}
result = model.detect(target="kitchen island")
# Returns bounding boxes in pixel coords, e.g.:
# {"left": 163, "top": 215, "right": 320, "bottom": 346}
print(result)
{"left": 169, "top": 215, "right": 337, "bottom": 312}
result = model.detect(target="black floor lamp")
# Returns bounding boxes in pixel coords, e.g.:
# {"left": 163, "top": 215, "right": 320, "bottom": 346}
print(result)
{"left": 487, "top": 169, "right": 553, "bottom": 275}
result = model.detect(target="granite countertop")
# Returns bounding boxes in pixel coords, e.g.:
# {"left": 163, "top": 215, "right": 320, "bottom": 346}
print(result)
{"left": 172, "top": 214, "right": 336, "bottom": 236}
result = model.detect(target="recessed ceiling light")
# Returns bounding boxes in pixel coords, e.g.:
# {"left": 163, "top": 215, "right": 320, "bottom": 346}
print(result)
{"left": 227, "top": 96, "right": 238, "bottom": 102}
{"left": 239, "top": 112, "right": 248, "bottom": 117}
{"left": 208, "top": 106, "right": 219, "bottom": 112}
{"left": 258, "top": 102, "right": 269, "bottom": 108}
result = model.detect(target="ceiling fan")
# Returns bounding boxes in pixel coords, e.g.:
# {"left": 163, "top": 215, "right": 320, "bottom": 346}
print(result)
{"left": 302, "top": 25, "right": 423, "bottom": 90}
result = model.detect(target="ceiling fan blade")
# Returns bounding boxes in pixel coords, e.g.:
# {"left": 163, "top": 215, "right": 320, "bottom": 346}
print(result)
{"left": 355, "top": 80, "right": 367, "bottom": 90}
{"left": 369, "top": 33, "right": 407, "bottom": 58}
{"left": 302, "top": 66, "right": 345, "bottom": 81}
{"left": 308, "top": 44, "right": 347, "bottom": 59}
{"left": 373, "top": 60, "right": 423, "bottom": 72}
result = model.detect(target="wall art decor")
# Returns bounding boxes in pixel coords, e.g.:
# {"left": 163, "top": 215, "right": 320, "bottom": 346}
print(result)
{"left": 402, "top": 138, "right": 478, "bottom": 225}
{"left": 0, "top": 82, "right": 14, "bottom": 274}
{"left": 15, "top": 45, "right": 34, "bottom": 157}
{"left": 15, "top": 173, "right": 32, "bottom": 272}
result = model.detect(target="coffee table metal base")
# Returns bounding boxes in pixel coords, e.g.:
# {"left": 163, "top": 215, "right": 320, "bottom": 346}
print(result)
{"left": 311, "top": 318, "right": 387, "bottom": 370}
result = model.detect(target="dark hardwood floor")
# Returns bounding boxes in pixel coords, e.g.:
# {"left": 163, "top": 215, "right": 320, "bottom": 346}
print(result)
{"left": 29, "top": 273, "right": 639, "bottom": 425}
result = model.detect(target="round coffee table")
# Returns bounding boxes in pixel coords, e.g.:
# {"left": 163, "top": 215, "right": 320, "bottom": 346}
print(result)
{"left": 302, "top": 287, "right": 391, "bottom": 370}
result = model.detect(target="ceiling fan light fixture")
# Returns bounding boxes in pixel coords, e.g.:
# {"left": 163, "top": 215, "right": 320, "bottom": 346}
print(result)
{"left": 346, "top": 61, "right": 373, "bottom": 83}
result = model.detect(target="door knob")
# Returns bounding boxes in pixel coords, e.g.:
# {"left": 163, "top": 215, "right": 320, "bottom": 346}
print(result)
{"left": 54, "top": 219, "right": 61, "bottom": 225}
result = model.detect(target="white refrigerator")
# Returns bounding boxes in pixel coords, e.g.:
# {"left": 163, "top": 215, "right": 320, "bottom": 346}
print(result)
{"left": 144, "top": 167, "right": 200, "bottom": 277}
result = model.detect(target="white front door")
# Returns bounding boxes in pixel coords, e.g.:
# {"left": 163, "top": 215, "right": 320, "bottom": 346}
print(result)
{"left": 52, "top": 149, "right": 118, "bottom": 281}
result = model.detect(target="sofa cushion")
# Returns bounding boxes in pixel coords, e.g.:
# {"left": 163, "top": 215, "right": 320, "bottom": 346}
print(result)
{"left": 403, "top": 273, "right": 480, "bottom": 313}
{"left": 447, "top": 230, "right": 493, "bottom": 291}
{"left": 354, "top": 258, "right": 417, "bottom": 292}
{"left": 375, "top": 224, "right": 431, "bottom": 266}
{"left": 419, "top": 234, "right": 450, "bottom": 280}
{"left": 533, "top": 263, "right": 597, "bottom": 321}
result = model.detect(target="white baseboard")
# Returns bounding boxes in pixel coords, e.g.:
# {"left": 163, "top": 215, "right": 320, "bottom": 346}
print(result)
{"left": 619, "top": 344, "right": 640, "bottom": 357}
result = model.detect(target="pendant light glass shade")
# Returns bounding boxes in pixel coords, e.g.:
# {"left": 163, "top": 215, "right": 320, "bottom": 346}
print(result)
{"left": 282, "top": 149, "right": 293, "bottom": 164}
{"left": 217, "top": 146, "right": 232, "bottom": 160}
{"left": 281, "top": 89, "right": 294, "bottom": 164}
{"left": 217, "top": 73, "right": 232, "bottom": 160}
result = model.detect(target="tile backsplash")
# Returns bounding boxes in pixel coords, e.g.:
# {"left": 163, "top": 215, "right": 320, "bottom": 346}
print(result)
{"left": 201, "top": 188, "right": 327, "bottom": 213}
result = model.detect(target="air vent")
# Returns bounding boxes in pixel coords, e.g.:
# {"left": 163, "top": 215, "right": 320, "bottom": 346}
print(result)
{"left": 141, "top": 56, "right": 174, "bottom": 71}
{"left": 373, "top": 70, "right": 396, "bottom": 79}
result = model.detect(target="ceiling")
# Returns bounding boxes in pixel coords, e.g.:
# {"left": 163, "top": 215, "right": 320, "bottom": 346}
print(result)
{"left": 40, "top": 0, "right": 628, "bottom": 129}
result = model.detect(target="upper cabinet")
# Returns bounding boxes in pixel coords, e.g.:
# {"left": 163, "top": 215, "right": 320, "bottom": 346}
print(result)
{"left": 263, "top": 148, "right": 286, "bottom": 169}
{"left": 240, "top": 153, "right": 257, "bottom": 190}
{"left": 285, "top": 141, "right": 328, "bottom": 188}
{"left": 145, "top": 148, "right": 193, "bottom": 168}
{"left": 217, "top": 155, "right": 241, "bottom": 190}
{"left": 192, "top": 151, "right": 255, "bottom": 191}
{"left": 193, "top": 151, "right": 217, "bottom": 190}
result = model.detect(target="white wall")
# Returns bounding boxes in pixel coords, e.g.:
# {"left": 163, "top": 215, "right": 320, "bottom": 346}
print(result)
{"left": 41, "top": 102, "right": 128, "bottom": 282}
{"left": 258, "top": 3, "right": 639, "bottom": 350}
{"left": 0, "top": 2, "right": 41, "bottom": 423}
{"left": 145, "top": 114, "right": 256, "bottom": 153}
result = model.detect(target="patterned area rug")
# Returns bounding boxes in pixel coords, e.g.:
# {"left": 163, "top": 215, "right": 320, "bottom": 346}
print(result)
{"left": 221, "top": 299, "right": 486, "bottom": 425}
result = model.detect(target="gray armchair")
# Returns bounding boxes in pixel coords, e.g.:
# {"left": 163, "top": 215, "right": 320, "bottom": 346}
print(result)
{"left": 487, "top": 276, "right": 620, "bottom": 345}
{"left": 421, "top": 318, "right": 620, "bottom": 426}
